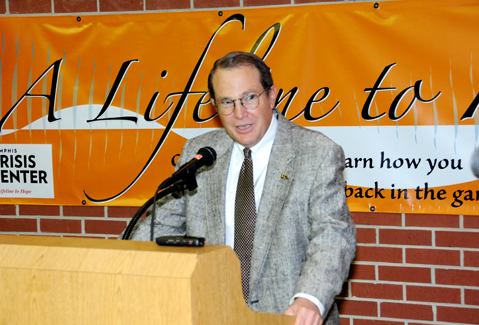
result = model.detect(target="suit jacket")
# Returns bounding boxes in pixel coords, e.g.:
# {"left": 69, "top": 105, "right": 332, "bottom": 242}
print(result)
{"left": 130, "top": 109, "right": 356, "bottom": 324}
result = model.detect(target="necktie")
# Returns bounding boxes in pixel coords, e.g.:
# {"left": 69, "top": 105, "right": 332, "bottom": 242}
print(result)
{"left": 234, "top": 148, "right": 257, "bottom": 303}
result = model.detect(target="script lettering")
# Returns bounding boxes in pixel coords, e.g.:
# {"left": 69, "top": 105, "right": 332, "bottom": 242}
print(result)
{"left": 0, "top": 59, "right": 62, "bottom": 132}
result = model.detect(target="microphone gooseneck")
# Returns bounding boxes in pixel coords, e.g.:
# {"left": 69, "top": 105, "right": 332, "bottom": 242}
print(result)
{"left": 121, "top": 147, "right": 217, "bottom": 240}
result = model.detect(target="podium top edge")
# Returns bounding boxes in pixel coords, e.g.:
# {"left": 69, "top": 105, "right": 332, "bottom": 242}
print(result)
{"left": 0, "top": 234, "right": 228, "bottom": 255}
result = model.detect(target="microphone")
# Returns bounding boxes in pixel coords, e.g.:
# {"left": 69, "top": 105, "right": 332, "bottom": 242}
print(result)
{"left": 158, "top": 147, "right": 217, "bottom": 190}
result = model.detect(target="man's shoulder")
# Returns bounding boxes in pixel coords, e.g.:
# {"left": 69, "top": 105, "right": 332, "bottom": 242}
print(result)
{"left": 280, "top": 115, "right": 341, "bottom": 150}
{"left": 183, "top": 128, "right": 231, "bottom": 153}
{"left": 189, "top": 128, "right": 228, "bottom": 142}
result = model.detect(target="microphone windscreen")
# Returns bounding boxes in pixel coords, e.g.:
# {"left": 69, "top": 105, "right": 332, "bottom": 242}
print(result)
{"left": 197, "top": 147, "right": 217, "bottom": 166}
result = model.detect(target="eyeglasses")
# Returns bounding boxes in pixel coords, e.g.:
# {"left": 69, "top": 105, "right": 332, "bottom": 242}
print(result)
{"left": 215, "top": 89, "right": 268, "bottom": 116}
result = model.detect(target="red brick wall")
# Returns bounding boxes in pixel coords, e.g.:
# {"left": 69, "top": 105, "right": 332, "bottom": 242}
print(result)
{"left": 0, "top": 204, "right": 137, "bottom": 238}
{"left": 1, "top": 0, "right": 478, "bottom": 324}
{"left": 341, "top": 212, "right": 479, "bottom": 325}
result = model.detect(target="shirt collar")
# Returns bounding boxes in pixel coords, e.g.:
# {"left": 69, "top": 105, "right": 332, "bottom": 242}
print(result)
{"left": 235, "top": 110, "right": 278, "bottom": 160}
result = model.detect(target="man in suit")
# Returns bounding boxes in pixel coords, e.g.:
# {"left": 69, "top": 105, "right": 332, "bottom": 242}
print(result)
{"left": 129, "top": 51, "right": 356, "bottom": 325}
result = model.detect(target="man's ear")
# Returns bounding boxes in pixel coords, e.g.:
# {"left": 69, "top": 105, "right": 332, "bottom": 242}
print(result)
{"left": 268, "top": 84, "right": 278, "bottom": 108}
{"left": 210, "top": 97, "right": 216, "bottom": 109}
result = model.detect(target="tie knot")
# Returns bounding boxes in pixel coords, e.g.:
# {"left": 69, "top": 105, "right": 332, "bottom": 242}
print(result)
{"left": 243, "top": 148, "right": 252, "bottom": 159}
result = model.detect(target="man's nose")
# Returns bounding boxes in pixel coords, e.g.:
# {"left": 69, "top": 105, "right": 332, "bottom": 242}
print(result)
{"left": 233, "top": 99, "right": 247, "bottom": 119}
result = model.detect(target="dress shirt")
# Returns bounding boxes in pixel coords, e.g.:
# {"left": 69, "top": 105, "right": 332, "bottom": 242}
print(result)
{"left": 225, "top": 113, "right": 277, "bottom": 248}
{"left": 224, "top": 111, "right": 325, "bottom": 317}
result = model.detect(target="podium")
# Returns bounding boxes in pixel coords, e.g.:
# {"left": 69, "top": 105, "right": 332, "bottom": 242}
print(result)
{"left": 0, "top": 235, "right": 295, "bottom": 324}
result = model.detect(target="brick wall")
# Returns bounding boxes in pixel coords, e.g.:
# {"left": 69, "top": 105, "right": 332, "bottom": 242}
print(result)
{"left": 342, "top": 212, "right": 479, "bottom": 325}
{"left": 0, "top": 204, "right": 139, "bottom": 238}
{"left": 1, "top": 0, "right": 478, "bottom": 324}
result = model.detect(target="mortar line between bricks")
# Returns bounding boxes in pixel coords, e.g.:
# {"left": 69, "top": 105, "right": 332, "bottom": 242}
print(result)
{"left": 355, "top": 225, "right": 479, "bottom": 232}
{"left": 350, "top": 279, "right": 479, "bottom": 289}
{"left": 0, "top": 232, "right": 40, "bottom": 236}
{"left": 0, "top": 232, "right": 113, "bottom": 238}
{"left": 64, "top": 234, "right": 111, "bottom": 239}
{"left": 357, "top": 243, "right": 479, "bottom": 250}
{"left": 337, "top": 296, "right": 479, "bottom": 309}
{"left": 347, "top": 315, "right": 468, "bottom": 325}
{"left": 66, "top": 233, "right": 118, "bottom": 238}
{"left": 6, "top": 216, "right": 131, "bottom": 221}
{"left": 351, "top": 262, "right": 479, "bottom": 272}
{"left": 0, "top": 216, "right": 55, "bottom": 219}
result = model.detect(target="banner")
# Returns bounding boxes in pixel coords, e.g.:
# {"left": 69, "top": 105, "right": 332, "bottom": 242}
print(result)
{"left": 0, "top": 0, "right": 478, "bottom": 214}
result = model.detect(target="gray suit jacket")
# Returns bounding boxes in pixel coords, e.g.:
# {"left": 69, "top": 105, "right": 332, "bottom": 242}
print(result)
{"left": 130, "top": 110, "right": 356, "bottom": 324}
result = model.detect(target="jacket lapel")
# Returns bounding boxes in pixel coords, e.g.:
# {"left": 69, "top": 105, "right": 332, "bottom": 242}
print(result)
{"left": 249, "top": 113, "right": 296, "bottom": 295}
{"left": 203, "top": 131, "right": 233, "bottom": 245}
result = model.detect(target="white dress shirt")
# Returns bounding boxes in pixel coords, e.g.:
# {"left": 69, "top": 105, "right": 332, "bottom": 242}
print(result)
{"left": 224, "top": 112, "right": 325, "bottom": 316}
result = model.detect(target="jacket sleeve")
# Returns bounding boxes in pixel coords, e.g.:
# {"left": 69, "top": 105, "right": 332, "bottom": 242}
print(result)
{"left": 293, "top": 141, "right": 356, "bottom": 316}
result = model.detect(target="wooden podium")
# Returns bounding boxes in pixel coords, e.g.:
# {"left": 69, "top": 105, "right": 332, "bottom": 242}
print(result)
{"left": 0, "top": 235, "right": 295, "bottom": 324}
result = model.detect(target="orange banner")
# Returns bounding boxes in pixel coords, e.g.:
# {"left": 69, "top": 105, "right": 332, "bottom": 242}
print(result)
{"left": 0, "top": 0, "right": 478, "bottom": 214}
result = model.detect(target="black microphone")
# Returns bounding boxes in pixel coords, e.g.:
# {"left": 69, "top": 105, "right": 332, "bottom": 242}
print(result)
{"left": 158, "top": 147, "right": 217, "bottom": 190}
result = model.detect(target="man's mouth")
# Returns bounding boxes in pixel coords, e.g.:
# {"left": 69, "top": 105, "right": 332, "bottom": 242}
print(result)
{"left": 237, "top": 124, "right": 252, "bottom": 130}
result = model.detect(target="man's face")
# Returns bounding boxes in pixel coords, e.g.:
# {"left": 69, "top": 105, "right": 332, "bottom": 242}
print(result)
{"left": 211, "top": 66, "right": 277, "bottom": 148}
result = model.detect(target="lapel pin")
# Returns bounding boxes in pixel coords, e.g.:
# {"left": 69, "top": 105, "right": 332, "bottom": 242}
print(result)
{"left": 281, "top": 174, "right": 288, "bottom": 180}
